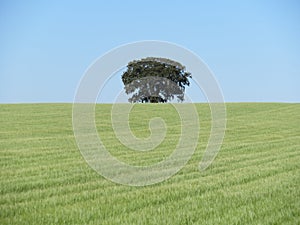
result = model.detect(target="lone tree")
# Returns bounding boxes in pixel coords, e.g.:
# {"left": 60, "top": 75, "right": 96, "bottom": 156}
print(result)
{"left": 121, "top": 57, "right": 192, "bottom": 103}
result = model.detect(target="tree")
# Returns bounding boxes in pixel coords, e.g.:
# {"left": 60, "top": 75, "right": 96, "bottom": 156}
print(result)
{"left": 121, "top": 57, "right": 192, "bottom": 103}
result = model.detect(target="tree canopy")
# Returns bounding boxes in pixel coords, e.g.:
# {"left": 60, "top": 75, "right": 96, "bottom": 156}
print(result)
{"left": 121, "top": 57, "right": 192, "bottom": 103}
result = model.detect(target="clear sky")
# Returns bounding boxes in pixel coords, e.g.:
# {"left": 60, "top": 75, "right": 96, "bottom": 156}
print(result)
{"left": 1, "top": 0, "right": 299, "bottom": 103}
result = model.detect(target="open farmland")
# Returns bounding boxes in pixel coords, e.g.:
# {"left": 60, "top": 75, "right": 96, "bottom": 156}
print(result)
{"left": 0, "top": 103, "right": 299, "bottom": 224}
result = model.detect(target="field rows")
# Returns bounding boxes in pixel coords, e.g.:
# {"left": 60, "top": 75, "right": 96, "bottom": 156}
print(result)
{"left": 0, "top": 103, "right": 299, "bottom": 224}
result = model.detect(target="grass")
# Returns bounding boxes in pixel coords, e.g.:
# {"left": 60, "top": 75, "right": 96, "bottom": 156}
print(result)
{"left": 0, "top": 103, "right": 299, "bottom": 224}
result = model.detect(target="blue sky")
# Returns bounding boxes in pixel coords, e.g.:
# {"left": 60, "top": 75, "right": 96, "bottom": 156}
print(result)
{"left": 0, "top": 0, "right": 299, "bottom": 103}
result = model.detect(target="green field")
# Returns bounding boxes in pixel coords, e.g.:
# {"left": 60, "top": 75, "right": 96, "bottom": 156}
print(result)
{"left": 1, "top": 103, "right": 299, "bottom": 224}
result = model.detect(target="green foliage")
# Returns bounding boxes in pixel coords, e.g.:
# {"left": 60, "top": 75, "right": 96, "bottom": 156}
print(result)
{"left": 0, "top": 103, "right": 300, "bottom": 225}
{"left": 122, "top": 57, "right": 192, "bottom": 103}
